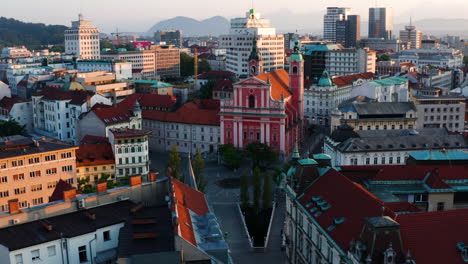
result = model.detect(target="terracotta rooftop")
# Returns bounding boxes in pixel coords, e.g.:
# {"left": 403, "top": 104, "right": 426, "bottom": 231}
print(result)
{"left": 213, "top": 79, "right": 234, "bottom": 92}
{"left": 92, "top": 107, "right": 132, "bottom": 125}
{"left": 110, "top": 128, "right": 150, "bottom": 139}
{"left": 0, "top": 97, "right": 30, "bottom": 113}
{"left": 172, "top": 178, "right": 209, "bottom": 246}
{"left": 34, "top": 87, "right": 95, "bottom": 105}
{"left": 143, "top": 100, "right": 220, "bottom": 126}
{"left": 255, "top": 69, "right": 291, "bottom": 101}
{"left": 76, "top": 143, "right": 115, "bottom": 167}
{"left": 332, "top": 72, "right": 376, "bottom": 87}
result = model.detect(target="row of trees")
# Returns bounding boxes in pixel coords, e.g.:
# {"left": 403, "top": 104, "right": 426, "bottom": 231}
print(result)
{"left": 77, "top": 173, "right": 118, "bottom": 194}
{"left": 167, "top": 145, "right": 207, "bottom": 193}
{"left": 219, "top": 142, "right": 278, "bottom": 170}
{"left": 240, "top": 167, "right": 273, "bottom": 212}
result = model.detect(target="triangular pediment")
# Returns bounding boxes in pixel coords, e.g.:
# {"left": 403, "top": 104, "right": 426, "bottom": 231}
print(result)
{"left": 235, "top": 77, "right": 269, "bottom": 86}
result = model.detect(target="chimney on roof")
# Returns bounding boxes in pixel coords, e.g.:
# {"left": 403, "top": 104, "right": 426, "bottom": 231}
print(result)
{"left": 149, "top": 172, "right": 157, "bottom": 182}
{"left": 96, "top": 182, "right": 107, "bottom": 193}
{"left": 41, "top": 220, "right": 53, "bottom": 231}
{"left": 63, "top": 188, "right": 77, "bottom": 201}
{"left": 131, "top": 203, "right": 143, "bottom": 214}
{"left": 8, "top": 199, "right": 20, "bottom": 214}
{"left": 130, "top": 175, "right": 142, "bottom": 186}
{"left": 84, "top": 211, "right": 96, "bottom": 220}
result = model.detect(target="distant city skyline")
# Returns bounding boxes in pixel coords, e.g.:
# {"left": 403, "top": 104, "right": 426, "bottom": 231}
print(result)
{"left": 1, "top": 0, "right": 468, "bottom": 33}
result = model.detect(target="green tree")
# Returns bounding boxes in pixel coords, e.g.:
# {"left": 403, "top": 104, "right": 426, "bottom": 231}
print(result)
{"left": 180, "top": 52, "right": 195, "bottom": 77}
{"left": 0, "top": 119, "right": 26, "bottom": 137}
{"left": 377, "top": 54, "right": 391, "bottom": 62}
{"left": 49, "top": 45, "right": 64, "bottom": 53}
{"left": 100, "top": 40, "right": 114, "bottom": 50}
{"left": 262, "top": 171, "right": 273, "bottom": 209}
{"left": 240, "top": 172, "right": 250, "bottom": 209}
{"left": 245, "top": 142, "right": 278, "bottom": 169}
{"left": 252, "top": 167, "right": 262, "bottom": 213}
{"left": 198, "top": 58, "right": 211, "bottom": 74}
{"left": 464, "top": 56, "right": 468, "bottom": 66}
{"left": 77, "top": 177, "right": 95, "bottom": 194}
{"left": 200, "top": 79, "right": 216, "bottom": 99}
{"left": 192, "top": 149, "right": 207, "bottom": 193}
{"left": 168, "top": 144, "right": 182, "bottom": 180}
{"left": 219, "top": 144, "right": 242, "bottom": 170}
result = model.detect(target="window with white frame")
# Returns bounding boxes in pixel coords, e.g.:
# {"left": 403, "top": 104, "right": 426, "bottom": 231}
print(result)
{"left": 47, "top": 245, "right": 56, "bottom": 257}
{"left": 31, "top": 249, "right": 40, "bottom": 261}
{"left": 14, "top": 254, "right": 23, "bottom": 264}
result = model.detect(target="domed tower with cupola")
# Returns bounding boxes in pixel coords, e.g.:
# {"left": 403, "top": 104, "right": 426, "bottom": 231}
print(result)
{"left": 289, "top": 39, "right": 304, "bottom": 120}
{"left": 248, "top": 39, "right": 263, "bottom": 77}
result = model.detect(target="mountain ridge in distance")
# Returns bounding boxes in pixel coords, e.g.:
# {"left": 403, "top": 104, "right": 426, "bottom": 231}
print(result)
{"left": 146, "top": 16, "right": 229, "bottom": 37}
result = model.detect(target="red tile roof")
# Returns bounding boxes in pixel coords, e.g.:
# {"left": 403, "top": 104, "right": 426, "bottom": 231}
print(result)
{"left": 0, "top": 97, "right": 30, "bottom": 113}
{"left": 34, "top": 87, "right": 95, "bottom": 105}
{"left": 110, "top": 128, "right": 150, "bottom": 139}
{"left": 92, "top": 107, "right": 132, "bottom": 125}
{"left": 49, "top": 179, "right": 79, "bottom": 202}
{"left": 255, "top": 69, "right": 291, "bottom": 101}
{"left": 384, "top": 202, "right": 421, "bottom": 213}
{"left": 332, "top": 72, "right": 375, "bottom": 87}
{"left": 424, "top": 169, "right": 452, "bottom": 190}
{"left": 81, "top": 135, "right": 109, "bottom": 144}
{"left": 213, "top": 79, "right": 234, "bottom": 92}
{"left": 143, "top": 100, "right": 220, "bottom": 126}
{"left": 118, "top": 93, "right": 177, "bottom": 110}
{"left": 396, "top": 209, "right": 468, "bottom": 264}
{"left": 76, "top": 143, "right": 114, "bottom": 167}
{"left": 172, "top": 178, "right": 209, "bottom": 246}
{"left": 298, "top": 169, "right": 395, "bottom": 250}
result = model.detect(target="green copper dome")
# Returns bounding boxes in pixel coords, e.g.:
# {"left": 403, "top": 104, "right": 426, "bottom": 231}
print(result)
{"left": 318, "top": 71, "right": 333, "bottom": 87}
{"left": 289, "top": 38, "right": 303, "bottom": 62}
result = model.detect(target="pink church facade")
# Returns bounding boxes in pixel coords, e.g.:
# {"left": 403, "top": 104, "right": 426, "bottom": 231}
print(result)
{"left": 220, "top": 41, "right": 304, "bottom": 158}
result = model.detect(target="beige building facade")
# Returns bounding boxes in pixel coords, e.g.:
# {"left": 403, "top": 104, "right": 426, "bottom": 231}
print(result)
{"left": 0, "top": 136, "right": 77, "bottom": 212}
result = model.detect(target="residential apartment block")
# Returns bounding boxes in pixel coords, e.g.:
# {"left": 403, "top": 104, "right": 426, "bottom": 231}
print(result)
{"left": 0, "top": 136, "right": 77, "bottom": 213}
{"left": 101, "top": 49, "right": 156, "bottom": 79}
{"left": 76, "top": 142, "right": 116, "bottom": 185}
{"left": 151, "top": 45, "right": 181, "bottom": 78}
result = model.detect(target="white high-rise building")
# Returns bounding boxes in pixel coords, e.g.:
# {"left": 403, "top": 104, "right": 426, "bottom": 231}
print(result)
{"left": 220, "top": 9, "right": 284, "bottom": 76}
{"left": 323, "top": 7, "right": 350, "bottom": 42}
{"left": 65, "top": 14, "right": 100, "bottom": 60}
{"left": 399, "top": 20, "right": 423, "bottom": 49}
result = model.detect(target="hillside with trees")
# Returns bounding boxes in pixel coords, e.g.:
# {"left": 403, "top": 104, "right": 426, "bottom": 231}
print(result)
{"left": 0, "top": 17, "right": 67, "bottom": 49}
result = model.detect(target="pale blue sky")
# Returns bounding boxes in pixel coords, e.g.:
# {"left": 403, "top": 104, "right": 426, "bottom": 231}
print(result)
{"left": 1, "top": 0, "right": 467, "bottom": 32}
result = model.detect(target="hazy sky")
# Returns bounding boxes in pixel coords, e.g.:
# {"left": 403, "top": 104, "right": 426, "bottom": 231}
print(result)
{"left": 2, "top": 0, "right": 468, "bottom": 32}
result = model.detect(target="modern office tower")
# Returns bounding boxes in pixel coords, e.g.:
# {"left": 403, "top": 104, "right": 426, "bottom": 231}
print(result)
{"left": 220, "top": 9, "right": 284, "bottom": 76}
{"left": 323, "top": 7, "right": 350, "bottom": 42}
{"left": 368, "top": 8, "right": 393, "bottom": 40}
{"left": 336, "top": 15, "right": 361, "bottom": 48}
{"left": 400, "top": 19, "right": 423, "bottom": 49}
{"left": 64, "top": 14, "right": 100, "bottom": 60}
{"left": 154, "top": 30, "right": 183, "bottom": 48}
{"left": 284, "top": 32, "right": 298, "bottom": 51}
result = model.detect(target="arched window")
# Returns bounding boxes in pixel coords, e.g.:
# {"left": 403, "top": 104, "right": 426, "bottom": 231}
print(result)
{"left": 293, "top": 66, "right": 298, "bottom": 74}
{"left": 249, "top": 95, "right": 255, "bottom": 108}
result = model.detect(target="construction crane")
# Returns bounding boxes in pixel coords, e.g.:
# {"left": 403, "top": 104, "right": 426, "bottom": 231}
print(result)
{"left": 110, "top": 28, "right": 133, "bottom": 46}
{"left": 194, "top": 50, "right": 198, "bottom": 89}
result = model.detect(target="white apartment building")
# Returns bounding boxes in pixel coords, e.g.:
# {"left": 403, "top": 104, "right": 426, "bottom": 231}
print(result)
{"left": 305, "top": 72, "right": 375, "bottom": 126}
{"left": 109, "top": 128, "right": 150, "bottom": 180}
{"left": 220, "top": 9, "right": 284, "bottom": 76}
{"left": 143, "top": 100, "right": 220, "bottom": 154}
{"left": 399, "top": 23, "right": 423, "bottom": 49}
{"left": 6, "top": 64, "right": 51, "bottom": 96}
{"left": 324, "top": 127, "right": 467, "bottom": 166}
{"left": 101, "top": 49, "right": 156, "bottom": 79}
{"left": 76, "top": 60, "right": 132, "bottom": 80}
{"left": 32, "top": 88, "right": 111, "bottom": 144}
{"left": 390, "top": 48, "right": 463, "bottom": 68}
{"left": 326, "top": 48, "right": 376, "bottom": 77}
{"left": 0, "top": 97, "right": 33, "bottom": 132}
{"left": 351, "top": 76, "right": 409, "bottom": 102}
{"left": 323, "top": 7, "right": 350, "bottom": 42}
{"left": 1, "top": 46, "right": 32, "bottom": 59}
{"left": 414, "top": 93, "right": 466, "bottom": 133}
{"left": 64, "top": 14, "right": 100, "bottom": 60}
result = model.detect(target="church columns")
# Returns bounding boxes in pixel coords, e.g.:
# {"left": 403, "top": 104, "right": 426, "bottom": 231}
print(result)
{"left": 280, "top": 123, "right": 285, "bottom": 152}
{"left": 220, "top": 118, "right": 225, "bottom": 145}
{"left": 238, "top": 122, "right": 243, "bottom": 148}
{"left": 266, "top": 123, "right": 271, "bottom": 144}
{"left": 233, "top": 121, "right": 238, "bottom": 147}
{"left": 260, "top": 122, "right": 265, "bottom": 144}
